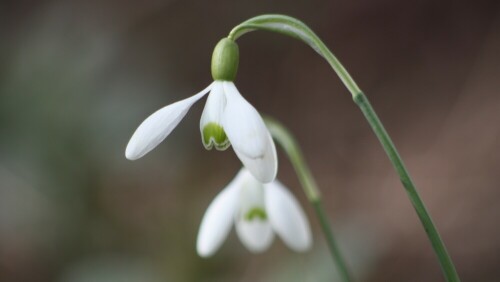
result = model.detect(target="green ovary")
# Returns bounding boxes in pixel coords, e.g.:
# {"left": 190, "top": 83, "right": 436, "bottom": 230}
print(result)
{"left": 202, "top": 122, "right": 230, "bottom": 150}
{"left": 211, "top": 38, "right": 239, "bottom": 81}
{"left": 244, "top": 207, "right": 267, "bottom": 221}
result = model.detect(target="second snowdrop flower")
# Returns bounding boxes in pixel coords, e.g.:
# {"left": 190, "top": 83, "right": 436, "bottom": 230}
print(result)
{"left": 125, "top": 38, "right": 277, "bottom": 183}
{"left": 196, "top": 168, "right": 312, "bottom": 257}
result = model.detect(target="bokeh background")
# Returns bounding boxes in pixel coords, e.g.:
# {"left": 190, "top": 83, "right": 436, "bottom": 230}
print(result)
{"left": 1, "top": 0, "right": 499, "bottom": 281}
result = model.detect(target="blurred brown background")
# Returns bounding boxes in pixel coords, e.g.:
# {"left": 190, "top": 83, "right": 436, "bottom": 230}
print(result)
{"left": 1, "top": 0, "right": 499, "bottom": 281}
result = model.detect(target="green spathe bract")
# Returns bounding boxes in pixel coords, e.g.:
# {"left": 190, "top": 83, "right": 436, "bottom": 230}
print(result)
{"left": 244, "top": 207, "right": 267, "bottom": 221}
{"left": 211, "top": 38, "right": 239, "bottom": 81}
{"left": 202, "top": 122, "right": 230, "bottom": 150}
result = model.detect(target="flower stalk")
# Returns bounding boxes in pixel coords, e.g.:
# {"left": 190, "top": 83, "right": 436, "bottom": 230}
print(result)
{"left": 230, "top": 14, "right": 460, "bottom": 282}
{"left": 265, "top": 117, "right": 351, "bottom": 282}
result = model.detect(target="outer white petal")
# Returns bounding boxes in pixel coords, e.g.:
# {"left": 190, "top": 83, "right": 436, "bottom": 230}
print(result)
{"left": 222, "top": 82, "right": 266, "bottom": 158}
{"left": 222, "top": 82, "right": 277, "bottom": 183}
{"left": 233, "top": 132, "right": 277, "bottom": 184}
{"left": 265, "top": 181, "right": 312, "bottom": 252}
{"left": 234, "top": 169, "right": 274, "bottom": 253}
{"left": 235, "top": 219, "right": 275, "bottom": 253}
{"left": 125, "top": 83, "right": 213, "bottom": 160}
{"left": 196, "top": 170, "right": 246, "bottom": 257}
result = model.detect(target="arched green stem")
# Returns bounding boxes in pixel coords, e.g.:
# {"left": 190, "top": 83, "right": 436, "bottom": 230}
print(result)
{"left": 265, "top": 116, "right": 351, "bottom": 282}
{"left": 230, "top": 14, "right": 460, "bottom": 282}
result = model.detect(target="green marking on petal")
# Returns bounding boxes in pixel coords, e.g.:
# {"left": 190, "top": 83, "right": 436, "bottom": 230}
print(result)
{"left": 244, "top": 207, "right": 267, "bottom": 221}
{"left": 202, "top": 122, "right": 230, "bottom": 150}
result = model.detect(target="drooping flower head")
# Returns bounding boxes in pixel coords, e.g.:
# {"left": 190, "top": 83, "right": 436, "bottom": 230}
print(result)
{"left": 125, "top": 38, "right": 277, "bottom": 183}
{"left": 196, "top": 168, "right": 312, "bottom": 257}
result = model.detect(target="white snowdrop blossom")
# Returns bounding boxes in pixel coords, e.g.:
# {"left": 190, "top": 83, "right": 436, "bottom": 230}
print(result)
{"left": 196, "top": 168, "right": 312, "bottom": 257}
{"left": 125, "top": 38, "right": 278, "bottom": 183}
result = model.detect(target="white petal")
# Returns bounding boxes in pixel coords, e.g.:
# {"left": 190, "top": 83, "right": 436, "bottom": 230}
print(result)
{"left": 196, "top": 170, "right": 245, "bottom": 257}
{"left": 125, "top": 83, "right": 213, "bottom": 160}
{"left": 235, "top": 219, "right": 275, "bottom": 253}
{"left": 237, "top": 169, "right": 266, "bottom": 212}
{"left": 233, "top": 132, "right": 277, "bottom": 184}
{"left": 222, "top": 82, "right": 266, "bottom": 158}
{"left": 265, "top": 181, "right": 312, "bottom": 252}
{"left": 199, "top": 81, "right": 229, "bottom": 150}
{"left": 222, "top": 82, "right": 277, "bottom": 183}
{"left": 234, "top": 169, "right": 274, "bottom": 253}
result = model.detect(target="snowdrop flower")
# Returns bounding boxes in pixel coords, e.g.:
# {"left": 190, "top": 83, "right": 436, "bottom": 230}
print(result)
{"left": 197, "top": 168, "right": 312, "bottom": 257}
{"left": 125, "top": 38, "right": 277, "bottom": 183}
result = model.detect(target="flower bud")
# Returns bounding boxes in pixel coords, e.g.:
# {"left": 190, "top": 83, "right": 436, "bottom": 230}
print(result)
{"left": 211, "top": 38, "right": 239, "bottom": 81}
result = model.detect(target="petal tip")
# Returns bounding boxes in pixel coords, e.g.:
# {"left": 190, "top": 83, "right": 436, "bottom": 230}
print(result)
{"left": 125, "top": 146, "right": 138, "bottom": 160}
{"left": 196, "top": 241, "right": 214, "bottom": 258}
{"left": 292, "top": 233, "right": 313, "bottom": 252}
{"left": 257, "top": 166, "right": 277, "bottom": 184}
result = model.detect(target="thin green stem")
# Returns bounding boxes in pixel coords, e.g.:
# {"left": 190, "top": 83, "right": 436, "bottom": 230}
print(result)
{"left": 230, "top": 14, "right": 460, "bottom": 281}
{"left": 265, "top": 117, "right": 352, "bottom": 282}
{"left": 353, "top": 93, "right": 460, "bottom": 281}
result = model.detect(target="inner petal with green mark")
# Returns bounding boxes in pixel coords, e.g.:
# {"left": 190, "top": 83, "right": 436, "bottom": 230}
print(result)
{"left": 202, "top": 122, "right": 230, "bottom": 150}
{"left": 244, "top": 207, "right": 267, "bottom": 221}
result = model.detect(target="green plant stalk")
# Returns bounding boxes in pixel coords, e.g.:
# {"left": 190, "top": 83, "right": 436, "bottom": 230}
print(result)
{"left": 265, "top": 117, "right": 351, "bottom": 282}
{"left": 229, "top": 15, "right": 460, "bottom": 281}
{"left": 353, "top": 93, "right": 459, "bottom": 281}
